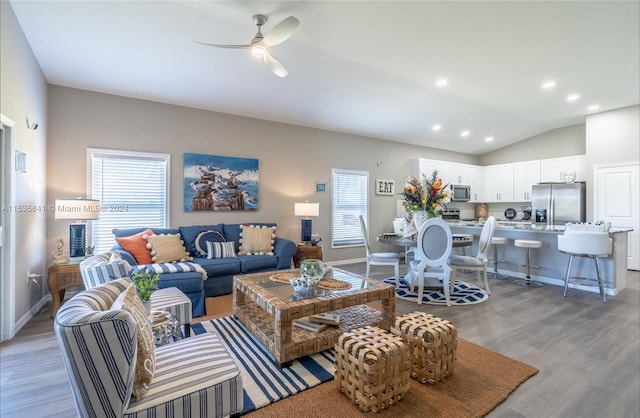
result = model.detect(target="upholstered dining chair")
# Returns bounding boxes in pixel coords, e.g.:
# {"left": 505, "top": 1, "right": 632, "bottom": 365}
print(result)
{"left": 448, "top": 216, "right": 496, "bottom": 295}
{"left": 359, "top": 215, "right": 401, "bottom": 278}
{"left": 409, "top": 218, "right": 454, "bottom": 306}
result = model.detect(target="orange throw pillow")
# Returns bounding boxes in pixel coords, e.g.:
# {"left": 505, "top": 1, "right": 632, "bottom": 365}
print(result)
{"left": 115, "top": 229, "right": 154, "bottom": 264}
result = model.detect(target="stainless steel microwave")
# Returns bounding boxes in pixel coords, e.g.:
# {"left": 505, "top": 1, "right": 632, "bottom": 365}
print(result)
{"left": 450, "top": 185, "right": 471, "bottom": 202}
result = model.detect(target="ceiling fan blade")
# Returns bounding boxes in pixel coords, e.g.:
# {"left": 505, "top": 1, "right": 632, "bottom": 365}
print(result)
{"left": 194, "top": 41, "right": 252, "bottom": 49}
{"left": 263, "top": 52, "right": 288, "bottom": 78}
{"left": 262, "top": 16, "right": 299, "bottom": 47}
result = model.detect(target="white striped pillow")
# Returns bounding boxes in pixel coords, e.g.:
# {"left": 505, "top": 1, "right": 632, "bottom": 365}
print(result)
{"left": 206, "top": 241, "right": 237, "bottom": 259}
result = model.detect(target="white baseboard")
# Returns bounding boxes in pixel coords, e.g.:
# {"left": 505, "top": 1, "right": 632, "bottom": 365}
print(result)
{"left": 324, "top": 258, "right": 366, "bottom": 266}
{"left": 14, "top": 294, "right": 51, "bottom": 335}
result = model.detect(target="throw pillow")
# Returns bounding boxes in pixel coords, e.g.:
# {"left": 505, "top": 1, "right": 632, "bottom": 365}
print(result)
{"left": 206, "top": 241, "right": 237, "bottom": 259}
{"left": 238, "top": 224, "right": 276, "bottom": 255}
{"left": 115, "top": 229, "right": 154, "bottom": 264}
{"left": 194, "top": 230, "right": 226, "bottom": 257}
{"left": 111, "top": 283, "right": 155, "bottom": 400}
{"left": 144, "top": 233, "right": 193, "bottom": 263}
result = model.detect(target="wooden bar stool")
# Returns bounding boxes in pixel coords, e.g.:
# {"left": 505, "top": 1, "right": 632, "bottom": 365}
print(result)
{"left": 513, "top": 239, "right": 543, "bottom": 287}
{"left": 490, "top": 237, "right": 508, "bottom": 279}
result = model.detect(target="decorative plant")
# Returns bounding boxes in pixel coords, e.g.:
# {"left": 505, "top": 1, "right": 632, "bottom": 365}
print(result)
{"left": 131, "top": 271, "right": 160, "bottom": 302}
{"left": 401, "top": 170, "right": 450, "bottom": 218}
{"left": 85, "top": 245, "right": 95, "bottom": 256}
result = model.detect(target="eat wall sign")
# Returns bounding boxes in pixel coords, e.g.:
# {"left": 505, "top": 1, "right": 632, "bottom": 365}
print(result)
{"left": 375, "top": 179, "right": 395, "bottom": 196}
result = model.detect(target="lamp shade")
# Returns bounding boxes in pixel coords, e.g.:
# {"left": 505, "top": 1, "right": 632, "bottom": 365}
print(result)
{"left": 294, "top": 202, "right": 319, "bottom": 217}
{"left": 55, "top": 199, "right": 100, "bottom": 220}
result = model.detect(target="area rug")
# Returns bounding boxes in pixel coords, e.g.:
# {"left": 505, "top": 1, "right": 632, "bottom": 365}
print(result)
{"left": 383, "top": 277, "right": 489, "bottom": 305}
{"left": 191, "top": 316, "right": 335, "bottom": 415}
{"left": 244, "top": 338, "right": 539, "bottom": 418}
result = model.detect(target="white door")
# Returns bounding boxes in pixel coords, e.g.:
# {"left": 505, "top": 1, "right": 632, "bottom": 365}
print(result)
{"left": 595, "top": 163, "right": 640, "bottom": 270}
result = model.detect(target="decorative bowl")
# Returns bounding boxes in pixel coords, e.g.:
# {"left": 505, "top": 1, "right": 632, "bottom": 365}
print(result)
{"left": 300, "top": 259, "right": 326, "bottom": 281}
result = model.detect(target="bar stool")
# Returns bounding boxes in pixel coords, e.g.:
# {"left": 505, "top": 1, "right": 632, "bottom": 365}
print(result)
{"left": 490, "top": 237, "right": 508, "bottom": 279}
{"left": 558, "top": 231, "right": 611, "bottom": 303}
{"left": 513, "top": 239, "right": 543, "bottom": 287}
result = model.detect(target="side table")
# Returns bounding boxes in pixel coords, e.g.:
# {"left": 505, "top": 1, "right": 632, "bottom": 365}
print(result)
{"left": 48, "top": 261, "right": 84, "bottom": 318}
{"left": 293, "top": 244, "right": 323, "bottom": 267}
{"left": 150, "top": 311, "right": 182, "bottom": 347}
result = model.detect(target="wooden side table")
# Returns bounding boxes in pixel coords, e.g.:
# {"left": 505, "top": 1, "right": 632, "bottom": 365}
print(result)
{"left": 293, "top": 244, "right": 323, "bottom": 267}
{"left": 48, "top": 261, "right": 84, "bottom": 318}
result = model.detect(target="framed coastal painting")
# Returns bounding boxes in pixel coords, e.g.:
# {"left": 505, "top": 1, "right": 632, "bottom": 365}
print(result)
{"left": 183, "top": 152, "right": 259, "bottom": 211}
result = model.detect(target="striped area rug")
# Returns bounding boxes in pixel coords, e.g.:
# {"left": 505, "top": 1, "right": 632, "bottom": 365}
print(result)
{"left": 192, "top": 316, "right": 335, "bottom": 415}
{"left": 384, "top": 277, "right": 489, "bottom": 305}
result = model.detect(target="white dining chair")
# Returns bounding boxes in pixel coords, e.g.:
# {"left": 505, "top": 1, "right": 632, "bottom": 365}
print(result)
{"left": 409, "top": 218, "right": 454, "bottom": 306}
{"left": 448, "top": 216, "right": 496, "bottom": 295}
{"left": 359, "top": 215, "right": 400, "bottom": 278}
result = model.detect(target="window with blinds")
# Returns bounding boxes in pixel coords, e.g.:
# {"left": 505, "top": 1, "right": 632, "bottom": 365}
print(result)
{"left": 88, "top": 148, "right": 170, "bottom": 253}
{"left": 331, "top": 168, "right": 369, "bottom": 247}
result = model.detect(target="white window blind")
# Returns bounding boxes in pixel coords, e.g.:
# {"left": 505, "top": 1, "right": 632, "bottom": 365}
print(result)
{"left": 88, "top": 148, "right": 169, "bottom": 253}
{"left": 331, "top": 169, "right": 369, "bottom": 247}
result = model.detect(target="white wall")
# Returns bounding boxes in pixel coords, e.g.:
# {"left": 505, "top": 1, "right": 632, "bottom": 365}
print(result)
{"left": 0, "top": 2, "right": 49, "bottom": 332}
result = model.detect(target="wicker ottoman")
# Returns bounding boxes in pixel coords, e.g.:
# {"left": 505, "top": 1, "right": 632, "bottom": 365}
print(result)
{"left": 391, "top": 311, "right": 457, "bottom": 384}
{"left": 334, "top": 326, "right": 410, "bottom": 412}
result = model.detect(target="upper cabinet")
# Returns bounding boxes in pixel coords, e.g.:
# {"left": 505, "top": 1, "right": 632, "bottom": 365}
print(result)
{"left": 513, "top": 160, "right": 540, "bottom": 201}
{"left": 483, "top": 163, "right": 514, "bottom": 202}
{"left": 540, "top": 155, "right": 586, "bottom": 183}
{"left": 411, "top": 159, "right": 484, "bottom": 202}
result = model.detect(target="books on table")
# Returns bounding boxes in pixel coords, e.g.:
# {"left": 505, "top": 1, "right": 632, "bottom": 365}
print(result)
{"left": 294, "top": 313, "right": 341, "bottom": 332}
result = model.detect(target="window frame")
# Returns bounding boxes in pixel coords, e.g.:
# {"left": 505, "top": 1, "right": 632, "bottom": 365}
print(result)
{"left": 330, "top": 168, "right": 369, "bottom": 248}
{"left": 87, "top": 148, "right": 170, "bottom": 253}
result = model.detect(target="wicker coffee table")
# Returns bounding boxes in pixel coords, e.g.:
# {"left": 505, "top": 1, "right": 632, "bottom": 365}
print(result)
{"left": 233, "top": 267, "right": 396, "bottom": 367}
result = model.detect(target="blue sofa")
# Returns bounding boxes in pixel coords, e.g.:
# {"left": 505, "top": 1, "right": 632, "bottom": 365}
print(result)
{"left": 111, "top": 223, "right": 297, "bottom": 317}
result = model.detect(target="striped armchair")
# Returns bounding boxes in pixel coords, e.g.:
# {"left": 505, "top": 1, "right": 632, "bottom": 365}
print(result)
{"left": 55, "top": 279, "right": 243, "bottom": 418}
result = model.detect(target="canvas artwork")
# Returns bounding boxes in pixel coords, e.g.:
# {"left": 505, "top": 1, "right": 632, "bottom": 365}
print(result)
{"left": 184, "top": 153, "right": 259, "bottom": 211}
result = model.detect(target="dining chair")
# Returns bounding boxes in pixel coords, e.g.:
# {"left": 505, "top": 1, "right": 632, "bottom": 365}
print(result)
{"left": 448, "top": 216, "right": 496, "bottom": 295}
{"left": 359, "top": 215, "right": 400, "bottom": 278}
{"left": 409, "top": 218, "right": 454, "bottom": 306}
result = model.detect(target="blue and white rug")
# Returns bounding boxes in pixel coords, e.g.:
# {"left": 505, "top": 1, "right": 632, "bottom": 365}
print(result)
{"left": 192, "top": 316, "right": 335, "bottom": 415}
{"left": 384, "top": 277, "right": 489, "bottom": 305}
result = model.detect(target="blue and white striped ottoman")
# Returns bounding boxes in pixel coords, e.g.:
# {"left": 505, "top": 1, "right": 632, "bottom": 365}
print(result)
{"left": 150, "top": 287, "right": 193, "bottom": 337}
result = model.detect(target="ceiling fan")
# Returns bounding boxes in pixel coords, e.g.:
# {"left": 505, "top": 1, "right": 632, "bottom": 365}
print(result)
{"left": 196, "top": 14, "right": 299, "bottom": 78}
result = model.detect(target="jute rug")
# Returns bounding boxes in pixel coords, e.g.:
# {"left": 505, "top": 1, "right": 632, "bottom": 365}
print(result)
{"left": 244, "top": 337, "right": 538, "bottom": 418}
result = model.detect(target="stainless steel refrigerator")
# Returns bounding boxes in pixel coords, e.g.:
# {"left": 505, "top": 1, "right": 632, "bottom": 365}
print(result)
{"left": 531, "top": 182, "right": 586, "bottom": 226}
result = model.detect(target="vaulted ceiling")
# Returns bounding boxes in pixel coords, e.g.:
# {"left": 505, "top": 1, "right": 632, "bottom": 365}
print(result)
{"left": 10, "top": 1, "right": 640, "bottom": 154}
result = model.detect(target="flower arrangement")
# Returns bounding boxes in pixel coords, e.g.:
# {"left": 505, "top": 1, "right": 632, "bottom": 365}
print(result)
{"left": 401, "top": 170, "right": 450, "bottom": 218}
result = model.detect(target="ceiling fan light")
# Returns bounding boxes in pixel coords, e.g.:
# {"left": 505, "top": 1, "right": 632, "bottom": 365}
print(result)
{"left": 252, "top": 45, "right": 267, "bottom": 56}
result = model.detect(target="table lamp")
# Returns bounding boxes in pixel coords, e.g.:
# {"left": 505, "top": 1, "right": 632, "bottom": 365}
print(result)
{"left": 294, "top": 202, "right": 319, "bottom": 244}
{"left": 55, "top": 198, "right": 100, "bottom": 258}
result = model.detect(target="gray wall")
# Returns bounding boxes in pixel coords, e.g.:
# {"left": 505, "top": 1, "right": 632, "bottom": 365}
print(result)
{"left": 46, "top": 86, "right": 478, "bottom": 264}
{"left": 0, "top": 2, "right": 48, "bottom": 332}
{"left": 478, "top": 124, "right": 586, "bottom": 165}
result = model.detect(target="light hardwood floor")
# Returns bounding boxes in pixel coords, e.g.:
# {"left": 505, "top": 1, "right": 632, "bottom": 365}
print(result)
{"left": 1, "top": 263, "right": 638, "bottom": 418}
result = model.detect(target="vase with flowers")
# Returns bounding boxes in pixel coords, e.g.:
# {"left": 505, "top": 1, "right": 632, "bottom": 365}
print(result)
{"left": 401, "top": 170, "right": 450, "bottom": 229}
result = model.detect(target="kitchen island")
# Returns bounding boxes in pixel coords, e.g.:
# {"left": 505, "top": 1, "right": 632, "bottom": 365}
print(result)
{"left": 446, "top": 221, "right": 632, "bottom": 296}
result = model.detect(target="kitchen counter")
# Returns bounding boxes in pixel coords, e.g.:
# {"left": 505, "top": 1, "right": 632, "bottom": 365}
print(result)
{"left": 445, "top": 221, "right": 632, "bottom": 296}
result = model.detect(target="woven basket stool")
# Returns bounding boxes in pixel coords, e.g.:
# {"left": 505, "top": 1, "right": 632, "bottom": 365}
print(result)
{"left": 391, "top": 311, "right": 457, "bottom": 384}
{"left": 334, "top": 326, "right": 410, "bottom": 412}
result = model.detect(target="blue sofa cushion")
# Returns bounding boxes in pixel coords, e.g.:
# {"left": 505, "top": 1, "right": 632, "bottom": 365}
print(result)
{"left": 224, "top": 223, "right": 276, "bottom": 252}
{"left": 238, "top": 254, "right": 279, "bottom": 273}
{"left": 179, "top": 224, "right": 225, "bottom": 257}
{"left": 194, "top": 257, "right": 242, "bottom": 276}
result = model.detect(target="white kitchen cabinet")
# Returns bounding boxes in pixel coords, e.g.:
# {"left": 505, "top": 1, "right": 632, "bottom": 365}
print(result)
{"left": 466, "top": 165, "right": 484, "bottom": 202}
{"left": 412, "top": 159, "right": 452, "bottom": 184}
{"left": 483, "top": 163, "right": 514, "bottom": 202}
{"left": 540, "top": 155, "right": 586, "bottom": 183}
{"left": 513, "top": 160, "right": 540, "bottom": 201}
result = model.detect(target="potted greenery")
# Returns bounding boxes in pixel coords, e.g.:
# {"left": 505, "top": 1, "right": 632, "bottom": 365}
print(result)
{"left": 131, "top": 271, "right": 160, "bottom": 313}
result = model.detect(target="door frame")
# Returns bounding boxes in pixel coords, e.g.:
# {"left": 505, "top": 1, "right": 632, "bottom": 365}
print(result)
{"left": 0, "top": 114, "right": 17, "bottom": 341}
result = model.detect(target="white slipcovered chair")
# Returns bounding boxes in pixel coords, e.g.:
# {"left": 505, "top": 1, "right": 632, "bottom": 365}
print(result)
{"left": 409, "top": 218, "right": 454, "bottom": 306}
{"left": 80, "top": 252, "right": 193, "bottom": 336}
{"left": 558, "top": 229, "right": 612, "bottom": 302}
{"left": 448, "top": 216, "right": 496, "bottom": 295}
{"left": 54, "top": 278, "right": 243, "bottom": 418}
{"left": 359, "top": 215, "right": 400, "bottom": 278}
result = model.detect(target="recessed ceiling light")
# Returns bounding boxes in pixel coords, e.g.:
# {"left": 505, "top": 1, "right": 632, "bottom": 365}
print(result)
{"left": 460, "top": 130, "right": 470, "bottom": 137}
{"left": 587, "top": 104, "right": 600, "bottom": 112}
{"left": 541, "top": 80, "right": 556, "bottom": 90}
{"left": 432, "top": 124, "right": 442, "bottom": 131}
{"left": 566, "top": 94, "right": 580, "bottom": 102}
{"left": 435, "top": 79, "right": 448, "bottom": 87}
{"left": 485, "top": 136, "right": 494, "bottom": 142}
